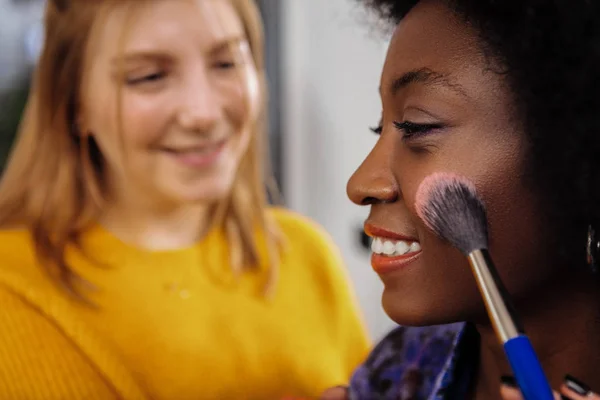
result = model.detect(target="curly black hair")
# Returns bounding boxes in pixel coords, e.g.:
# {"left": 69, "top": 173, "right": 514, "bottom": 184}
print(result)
{"left": 361, "top": 0, "right": 600, "bottom": 258}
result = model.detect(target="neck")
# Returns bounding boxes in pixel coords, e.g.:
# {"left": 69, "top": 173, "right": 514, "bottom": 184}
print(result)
{"left": 99, "top": 195, "right": 211, "bottom": 251}
{"left": 472, "top": 270, "right": 600, "bottom": 399}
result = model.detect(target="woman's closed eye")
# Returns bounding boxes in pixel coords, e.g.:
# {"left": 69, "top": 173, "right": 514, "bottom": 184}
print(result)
{"left": 125, "top": 71, "right": 166, "bottom": 85}
{"left": 369, "top": 121, "right": 443, "bottom": 139}
{"left": 214, "top": 60, "right": 237, "bottom": 70}
{"left": 393, "top": 121, "right": 442, "bottom": 139}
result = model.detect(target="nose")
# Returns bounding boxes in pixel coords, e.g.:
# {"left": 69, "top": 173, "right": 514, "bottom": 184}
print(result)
{"left": 177, "top": 67, "right": 222, "bottom": 132}
{"left": 347, "top": 135, "right": 399, "bottom": 206}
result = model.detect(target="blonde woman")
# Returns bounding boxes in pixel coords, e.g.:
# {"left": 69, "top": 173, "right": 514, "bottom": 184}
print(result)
{"left": 0, "top": 1, "right": 370, "bottom": 399}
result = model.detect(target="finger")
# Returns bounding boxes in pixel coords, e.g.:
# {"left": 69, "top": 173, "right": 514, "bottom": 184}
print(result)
{"left": 500, "top": 384, "right": 524, "bottom": 400}
{"left": 319, "top": 386, "right": 349, "bottom": 400}
{"left": 500, "top": 375, "right": 562, "bottom": 400}
{"left": 500, "top": 375, "right": 523, "bottom": 400}
{"left": 560, "top": 375, "right": 600, "bottom": 400}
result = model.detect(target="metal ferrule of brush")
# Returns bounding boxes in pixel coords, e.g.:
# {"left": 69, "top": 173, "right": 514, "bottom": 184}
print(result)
{"left": 467, "top": 248, "right": 522, "bottom": 343}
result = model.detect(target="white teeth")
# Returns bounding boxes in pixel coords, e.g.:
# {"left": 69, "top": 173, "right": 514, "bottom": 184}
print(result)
{"left": 371, "top": 238, "right": 382, "bottom": 254}
{"left": 395, "top": 241, "right": 410, "bottom": 255}
{"left": 382, "top": 241, "right": 396, "bottom": 255}
{"left": 410, "top": 242, "right": 421, "bottom": 252}
{"left": 370, "top": 237, "right": 421, "bottom": 257}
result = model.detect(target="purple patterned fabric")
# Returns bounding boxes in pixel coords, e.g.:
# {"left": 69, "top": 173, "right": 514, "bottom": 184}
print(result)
{"left": 348, "top": 323, "right": 478, "bottom": 400}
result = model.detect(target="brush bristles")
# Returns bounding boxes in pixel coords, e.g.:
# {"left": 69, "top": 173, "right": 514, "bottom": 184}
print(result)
{"left": 415, "top": 172, "right": 489, "bottom": 255}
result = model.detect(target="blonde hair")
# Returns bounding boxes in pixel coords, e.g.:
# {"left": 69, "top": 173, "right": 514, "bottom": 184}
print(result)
{"left": 0, "top": 0, "right": 281, "bottom": 299}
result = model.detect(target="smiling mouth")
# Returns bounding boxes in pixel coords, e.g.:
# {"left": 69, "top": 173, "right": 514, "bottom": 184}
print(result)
{"left": 365, "top": 224, "right": 422, "bottom": 274}
{"left": 370, "top": 236, "right": 423, "bottom": 274}
{"left": 163, "top": 139, "right": 227, "bottom": 154}
{"left": 162, "top": 139, "right": 227, "bottom": 168}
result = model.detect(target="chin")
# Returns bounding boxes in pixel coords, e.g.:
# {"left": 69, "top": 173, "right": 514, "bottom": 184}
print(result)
{"left": 184, "top": 187, "right": 231, "bottom": 204}
{"left": 171, "top": 177, "right": 235, "bottom": 204}
{"left": 381, "top": 288, "right": 477, "bottom": 327}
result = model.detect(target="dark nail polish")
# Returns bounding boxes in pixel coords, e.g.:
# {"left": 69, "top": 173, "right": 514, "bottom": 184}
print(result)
{"left": 560, "top": 395, "right": 573, "bottom": 400}
{"left": 500, "top": 375, "right": 518, "bottom": 388}
{"left": 564, "top": 374, "right": 591, "bottom": 396}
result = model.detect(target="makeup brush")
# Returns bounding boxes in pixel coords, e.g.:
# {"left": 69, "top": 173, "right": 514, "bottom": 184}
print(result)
{"left": 415, "top": 172, "right": 553, "bottom": 400}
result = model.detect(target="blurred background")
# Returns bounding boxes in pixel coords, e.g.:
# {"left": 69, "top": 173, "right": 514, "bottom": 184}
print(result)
{"left": 0, "top": 0, "right": 395, "bottom": 340}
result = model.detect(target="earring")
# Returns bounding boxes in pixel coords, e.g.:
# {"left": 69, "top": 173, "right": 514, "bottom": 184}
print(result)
{"left": 586, "top": 224, "right": 599, "bottom": 273}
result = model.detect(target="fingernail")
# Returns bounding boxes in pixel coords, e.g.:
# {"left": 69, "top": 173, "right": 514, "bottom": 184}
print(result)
{"left": 560, "top": 395, "right": 573, "bottom": 400}
{"left": 500, "top": 375, "right": 518, "bottom": 388}
{"left": 564, "top": 374, "right": 591, "bottom": 396}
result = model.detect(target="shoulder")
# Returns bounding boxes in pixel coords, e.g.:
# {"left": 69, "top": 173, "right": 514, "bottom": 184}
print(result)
{"left": 268, "top": 207, "right": 332, "bottom": 240}
{"left": 266, "top": 208, "right": 370, "bottom": 357}
{"left": 268, "top": 207, "right": 341, "bottom": 260}
{"left": 0, "top": 286, "right": 140, "bottom": 399}
{"left": 0, "top": 278, "right": 148, "bottom": 399}
{"left": 0, "top": 230, "right": 149, "bottom": 399}
{"left": 0, "top": 228, "right": 50, "bottom": 286}
{"left": 267, "top": 207, "right": 346, "bottom": 279}
{"left": 350, "top": 323, "right": 467, "bottom": 399}
{"left": 0, "top": 228, "right": 33, "bottom": 252}
{"left": 267, "top": 207, "right": 352, "bottom": 294}
{"left": 0, "top": 228, "right": 44, "bottom": 280}
{"left": 0, "top": 286, "right": 93, "bottom": 396}
{"left": 0, "top": 228, "right": 35, "bottom": 261}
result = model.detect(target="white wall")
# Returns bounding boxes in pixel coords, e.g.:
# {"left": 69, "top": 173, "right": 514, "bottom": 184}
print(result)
{"left": 0, "top": 0, "right": 45, "bottom": 91}
{"left": 281, "top": 0, "right": 396, "bottom": 340}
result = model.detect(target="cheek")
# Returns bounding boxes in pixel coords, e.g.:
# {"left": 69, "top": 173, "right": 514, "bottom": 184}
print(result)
{"left": 224, "top": 66, "right": 261, "bottom": 128}
{"left": 118, "top": 93, "right": 171, "bottom": 147}
{"left": 448, "top": 135, "right": 548, "bottom": 297}
{"left": 83, "top": 82, "right": 115, "bottom": 136}
{"left": 479, "top": 166, "right": 551, "bottom": 300}
{"left": 85, "top": 89, "right": 164, "bottom": 174}
{"left": 224, "top": 71, "right": 261, "bottom": 158}
{"left": 396, "top": 126, "right": 526, "bottom": 215}
{"left": 394, "top": 131, "right": 545, "bottom": 300}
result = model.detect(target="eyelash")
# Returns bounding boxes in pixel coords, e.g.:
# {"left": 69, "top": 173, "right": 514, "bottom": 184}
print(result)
{"left": 126, "top": 72, "right": 165, "bottom": 85}
{"left": 369, "top": 121, "right": 441, "bottom": 139}
{"left": 215, "top": 61, "right": 237, "bottom": 69}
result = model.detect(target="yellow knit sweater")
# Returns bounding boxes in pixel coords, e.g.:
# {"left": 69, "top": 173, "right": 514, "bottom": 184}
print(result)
{"left": 0, "top": 208, "right": 370, "bottom": 400}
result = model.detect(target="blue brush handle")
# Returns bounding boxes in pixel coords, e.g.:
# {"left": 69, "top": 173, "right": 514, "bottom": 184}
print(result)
{"left": 504, "top": 335, "right": 554, "bottom": 400}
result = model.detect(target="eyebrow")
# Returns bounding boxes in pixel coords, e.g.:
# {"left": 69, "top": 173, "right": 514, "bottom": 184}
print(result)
{"left": 209, "top": 36, "right": 245, "bottom": 55}
{"left": 110, "top": 36, "right": 246, "bottom": 66}
{"left": 385, "top": 67, "right": 468, "bottom": 98}
{"left": 111, "top": 53, "right": 168, "bottom": 66}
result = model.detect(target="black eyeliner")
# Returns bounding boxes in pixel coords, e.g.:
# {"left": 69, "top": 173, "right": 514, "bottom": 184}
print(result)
{"left": 393, "top": 120, "right": 442, "bottom": 138}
